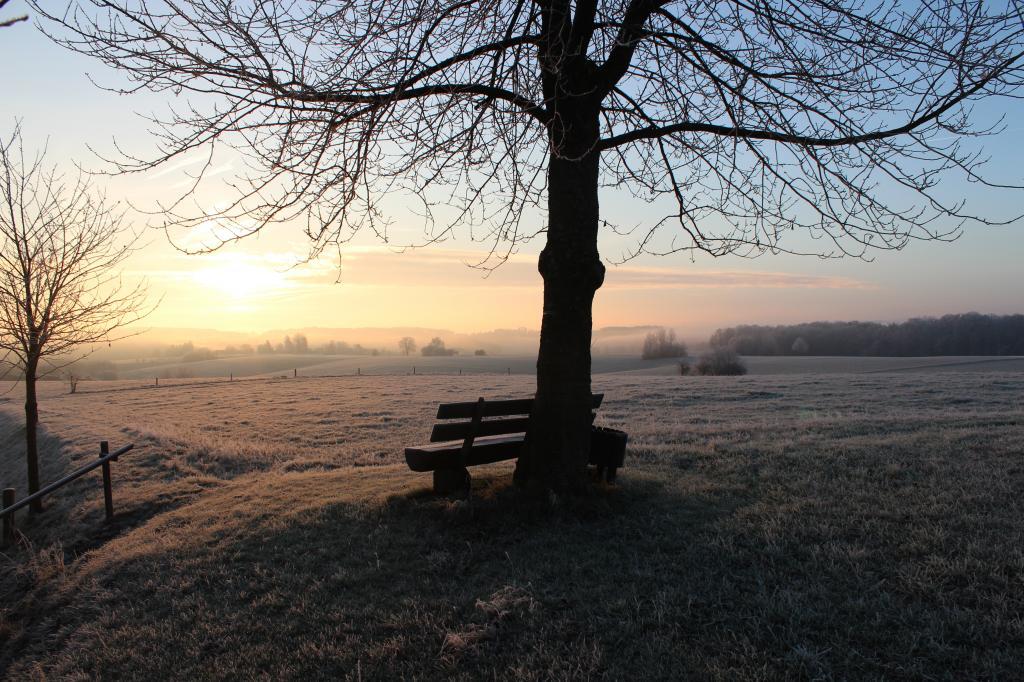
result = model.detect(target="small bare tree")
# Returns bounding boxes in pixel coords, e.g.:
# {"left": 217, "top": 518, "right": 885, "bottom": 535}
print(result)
{"left": 398, "top": 336, "right": 416, "bottom": 356}
{"left": 0, "top": 128, "right": 149, "bottom": 511}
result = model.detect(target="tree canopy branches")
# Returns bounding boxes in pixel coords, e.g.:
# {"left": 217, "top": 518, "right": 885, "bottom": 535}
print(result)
{"left": 33, "top": 0, "right": 1024, "bottom": 265}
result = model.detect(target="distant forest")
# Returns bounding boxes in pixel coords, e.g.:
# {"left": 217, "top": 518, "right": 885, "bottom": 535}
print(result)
{"left": 710, "top": 313, "right": 1024, "bottom": 356}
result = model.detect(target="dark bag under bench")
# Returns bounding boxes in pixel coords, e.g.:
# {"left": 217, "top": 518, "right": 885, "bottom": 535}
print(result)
{"left": 404, "top": 394, "right": 627, "bottom": 493}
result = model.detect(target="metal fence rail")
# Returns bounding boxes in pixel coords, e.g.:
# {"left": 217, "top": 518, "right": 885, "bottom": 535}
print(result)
{"left": 2, "top": 441, "right": 133, "bottom": 548}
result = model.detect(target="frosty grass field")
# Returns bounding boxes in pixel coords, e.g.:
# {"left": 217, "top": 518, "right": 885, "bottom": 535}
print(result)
{"left": 1, "top": 358, "right": 1022, "bottom": 679}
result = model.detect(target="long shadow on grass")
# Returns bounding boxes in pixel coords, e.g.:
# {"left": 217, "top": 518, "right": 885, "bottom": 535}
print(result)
{"left": 0, "top": 407, "right": 158, "bottom": 560}
{"left": 0, "top": 408, "right": 76, "bottom": 547}
{"left": 0, "top": 408, "right": 174, "bottom": 656}
{"left": 6, "top": 468, "right": 1022, "bottom": 680}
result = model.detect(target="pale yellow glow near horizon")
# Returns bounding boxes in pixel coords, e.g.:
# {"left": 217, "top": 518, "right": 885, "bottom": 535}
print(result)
{"left": 123, "top": 241, "right": 1023, "bottom": 340}
{"left": 190, "top": 254, "right": 293, "bottom": 303}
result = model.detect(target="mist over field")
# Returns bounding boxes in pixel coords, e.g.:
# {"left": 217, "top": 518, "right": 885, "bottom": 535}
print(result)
{"left": 49, "top": 324, "right": 666, "bottom": 362}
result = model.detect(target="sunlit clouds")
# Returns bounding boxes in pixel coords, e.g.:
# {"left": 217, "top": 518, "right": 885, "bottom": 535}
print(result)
{"left": 122, "top": 244, "right": 888, "bottom": 335}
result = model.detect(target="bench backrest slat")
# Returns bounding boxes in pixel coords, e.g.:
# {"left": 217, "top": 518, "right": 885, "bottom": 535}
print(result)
{"left": 435, "top": 393, "right": 603, "bottom": 420}
{"left": 429, "top": 394, "right": 605, "bottom": 443}
{"left": 431, "top": 416, "right": 530, "bottom": 442}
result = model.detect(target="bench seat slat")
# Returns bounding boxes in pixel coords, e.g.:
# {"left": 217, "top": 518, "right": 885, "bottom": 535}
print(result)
{"left": 430, "top": 410, "right": 600, "bottom": 443}
{"left": 435, "top": 393, "right": 604, "bottom": 419}
{"left": 405, "top": 434, "right": 525, "bottom": 472}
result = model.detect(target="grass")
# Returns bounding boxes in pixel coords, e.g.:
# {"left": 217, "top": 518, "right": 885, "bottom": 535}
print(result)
{"left": 53, "top": 352, "right": 1024, "bottom": 384}
{"left": 1, "top": 372, "right": 1023, "bottom": 679}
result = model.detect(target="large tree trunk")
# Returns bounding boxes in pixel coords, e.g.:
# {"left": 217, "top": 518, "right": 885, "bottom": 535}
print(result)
{"left": 24, "top": 354, "right": 43, "bottom": 513}
{"left": 514, "top": 103, "right": 605, "bottom": 494}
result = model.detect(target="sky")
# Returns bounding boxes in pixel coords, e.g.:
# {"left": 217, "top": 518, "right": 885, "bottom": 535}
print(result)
{"left": 2, "top": 7, "right": 1022, "bottom": 341}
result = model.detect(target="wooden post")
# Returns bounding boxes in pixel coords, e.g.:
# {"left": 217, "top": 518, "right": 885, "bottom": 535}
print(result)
{"left": 155, "top": 377, "right": 159, "bottom": 386}
{"left": 413, "top": 366, "right": 416, "bottom": 375}
{"left": 230, "top": 373, "right": 233, "bottom": 381}
{"left": 357, "top": 367, "right": 361, "bottom": 376}
{"left": 507, "top": 367, "right": 511, "bottom": 375}
{"left": 100, "top": 441, "right": 114, "bottom": 522}
{"left": 2, "top": 488, "right": 14, "bottom": 548}
{"left": 459, "top": 368, "right": 462, "bottom": 376}
{"left": 294, "top": 368, "right": 297, "bottom": 378}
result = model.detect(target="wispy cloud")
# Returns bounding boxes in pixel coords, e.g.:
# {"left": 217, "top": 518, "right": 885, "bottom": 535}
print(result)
{"left": 335, "top": 247, "right": 872, "bottom": 291}
{"left": 606, "top": 266, "right": 871, "bottom": 290}
{"left": 145, "top": 153, "right": 211, "bottom": 180}
{"left": 168, "top": 162, "right": 235, "bottom": 189}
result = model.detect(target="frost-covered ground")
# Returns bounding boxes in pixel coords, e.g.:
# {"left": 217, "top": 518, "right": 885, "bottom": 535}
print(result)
{"left": 59, "top": 351, "right": 1024, "bottom": 382}
{"left": 1, "top": 371, "right": 1022, "bottom": 678}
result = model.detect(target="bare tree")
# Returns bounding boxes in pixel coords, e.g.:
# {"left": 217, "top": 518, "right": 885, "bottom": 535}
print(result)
{"left": 0, "top": 0, "right": 27, "bottom": 29}
{"left": 37, "top": 1, "right": 1024, "bottom": 493}
{"left": 641, "top": 328, "right": 687, "bottom": 360}
{"left": 0, "top": 128, "right": 149, "bottom": 511}
{"left": 398, "top": 336, "right": 416, "bottom": 356}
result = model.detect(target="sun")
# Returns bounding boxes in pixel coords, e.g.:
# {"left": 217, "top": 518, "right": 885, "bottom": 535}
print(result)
{"left": 192, "top": 255, "right": 290, "bottom": 301}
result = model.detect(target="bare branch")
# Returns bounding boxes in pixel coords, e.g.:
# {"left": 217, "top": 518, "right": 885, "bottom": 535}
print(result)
{"left": 0, "top": 0, "right": 27, "bottom": 28}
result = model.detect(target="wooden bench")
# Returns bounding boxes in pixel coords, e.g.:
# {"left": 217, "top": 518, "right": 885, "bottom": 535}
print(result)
{"left": 405, "top": 394, "right": 623, "bottom": 494}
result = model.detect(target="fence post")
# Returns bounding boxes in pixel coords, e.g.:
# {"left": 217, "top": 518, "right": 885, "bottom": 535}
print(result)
{"left": 2, "top": 488, "right": 14, "bottom": 548}
{"left": 413, "top": 366, "right": 416, "bottom": 375}
{"left": 507, "top": 367, "right": 511, "bottom": 375}
{"left": 155, "top": 377, "right": 159, "bottom": 387}
{"left": 357, "top": 367, "right": 361, "bottom": 376}
{"left": 294, "top": 368, "right": 297, "bottom": 378}
{"left": 100, "top": 441, "right": 114, "bottom": 522}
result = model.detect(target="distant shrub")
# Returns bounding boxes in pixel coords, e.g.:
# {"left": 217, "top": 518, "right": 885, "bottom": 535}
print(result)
{"left": 421, "top": 337, "right": 458, "bottom": 357}
{"left": 164, "top": 341, "right": 195, "bottom": 357}
{"left": 182, "top": 348, "right": 216, "bottom": 363}
{"left": 791, "top": 337, "right": 810, "bottom": 354}
{"left": 696, "top": 348, "right": 747, "bottom": 376}
{"left": 641, "top": 328, "right": 688, "bottom": 360}
{"left": 69, "top": 360, "right": 119, "bottom": 380}
{"left": 474, "top": 349, "right": 487, "bottom": 356}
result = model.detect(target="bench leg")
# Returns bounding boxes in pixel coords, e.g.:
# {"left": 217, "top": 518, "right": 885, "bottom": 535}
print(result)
{"left": 433, "top": 467, "right": 471, "bottom": 496}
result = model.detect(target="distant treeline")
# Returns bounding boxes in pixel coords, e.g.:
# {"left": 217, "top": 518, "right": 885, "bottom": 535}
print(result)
{"left": 710, "top": 313, "right": 1024, "bottom": 356}
{"left": 154, "top": 336, "right": 385, "bottom": 361}
{"left": 253, "top": 335, "right": 380, "bottom": 356}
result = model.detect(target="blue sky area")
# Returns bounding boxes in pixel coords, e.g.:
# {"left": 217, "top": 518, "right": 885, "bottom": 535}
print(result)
{"left": 1, "top": 6, "right": 1022, "bottom": 336}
